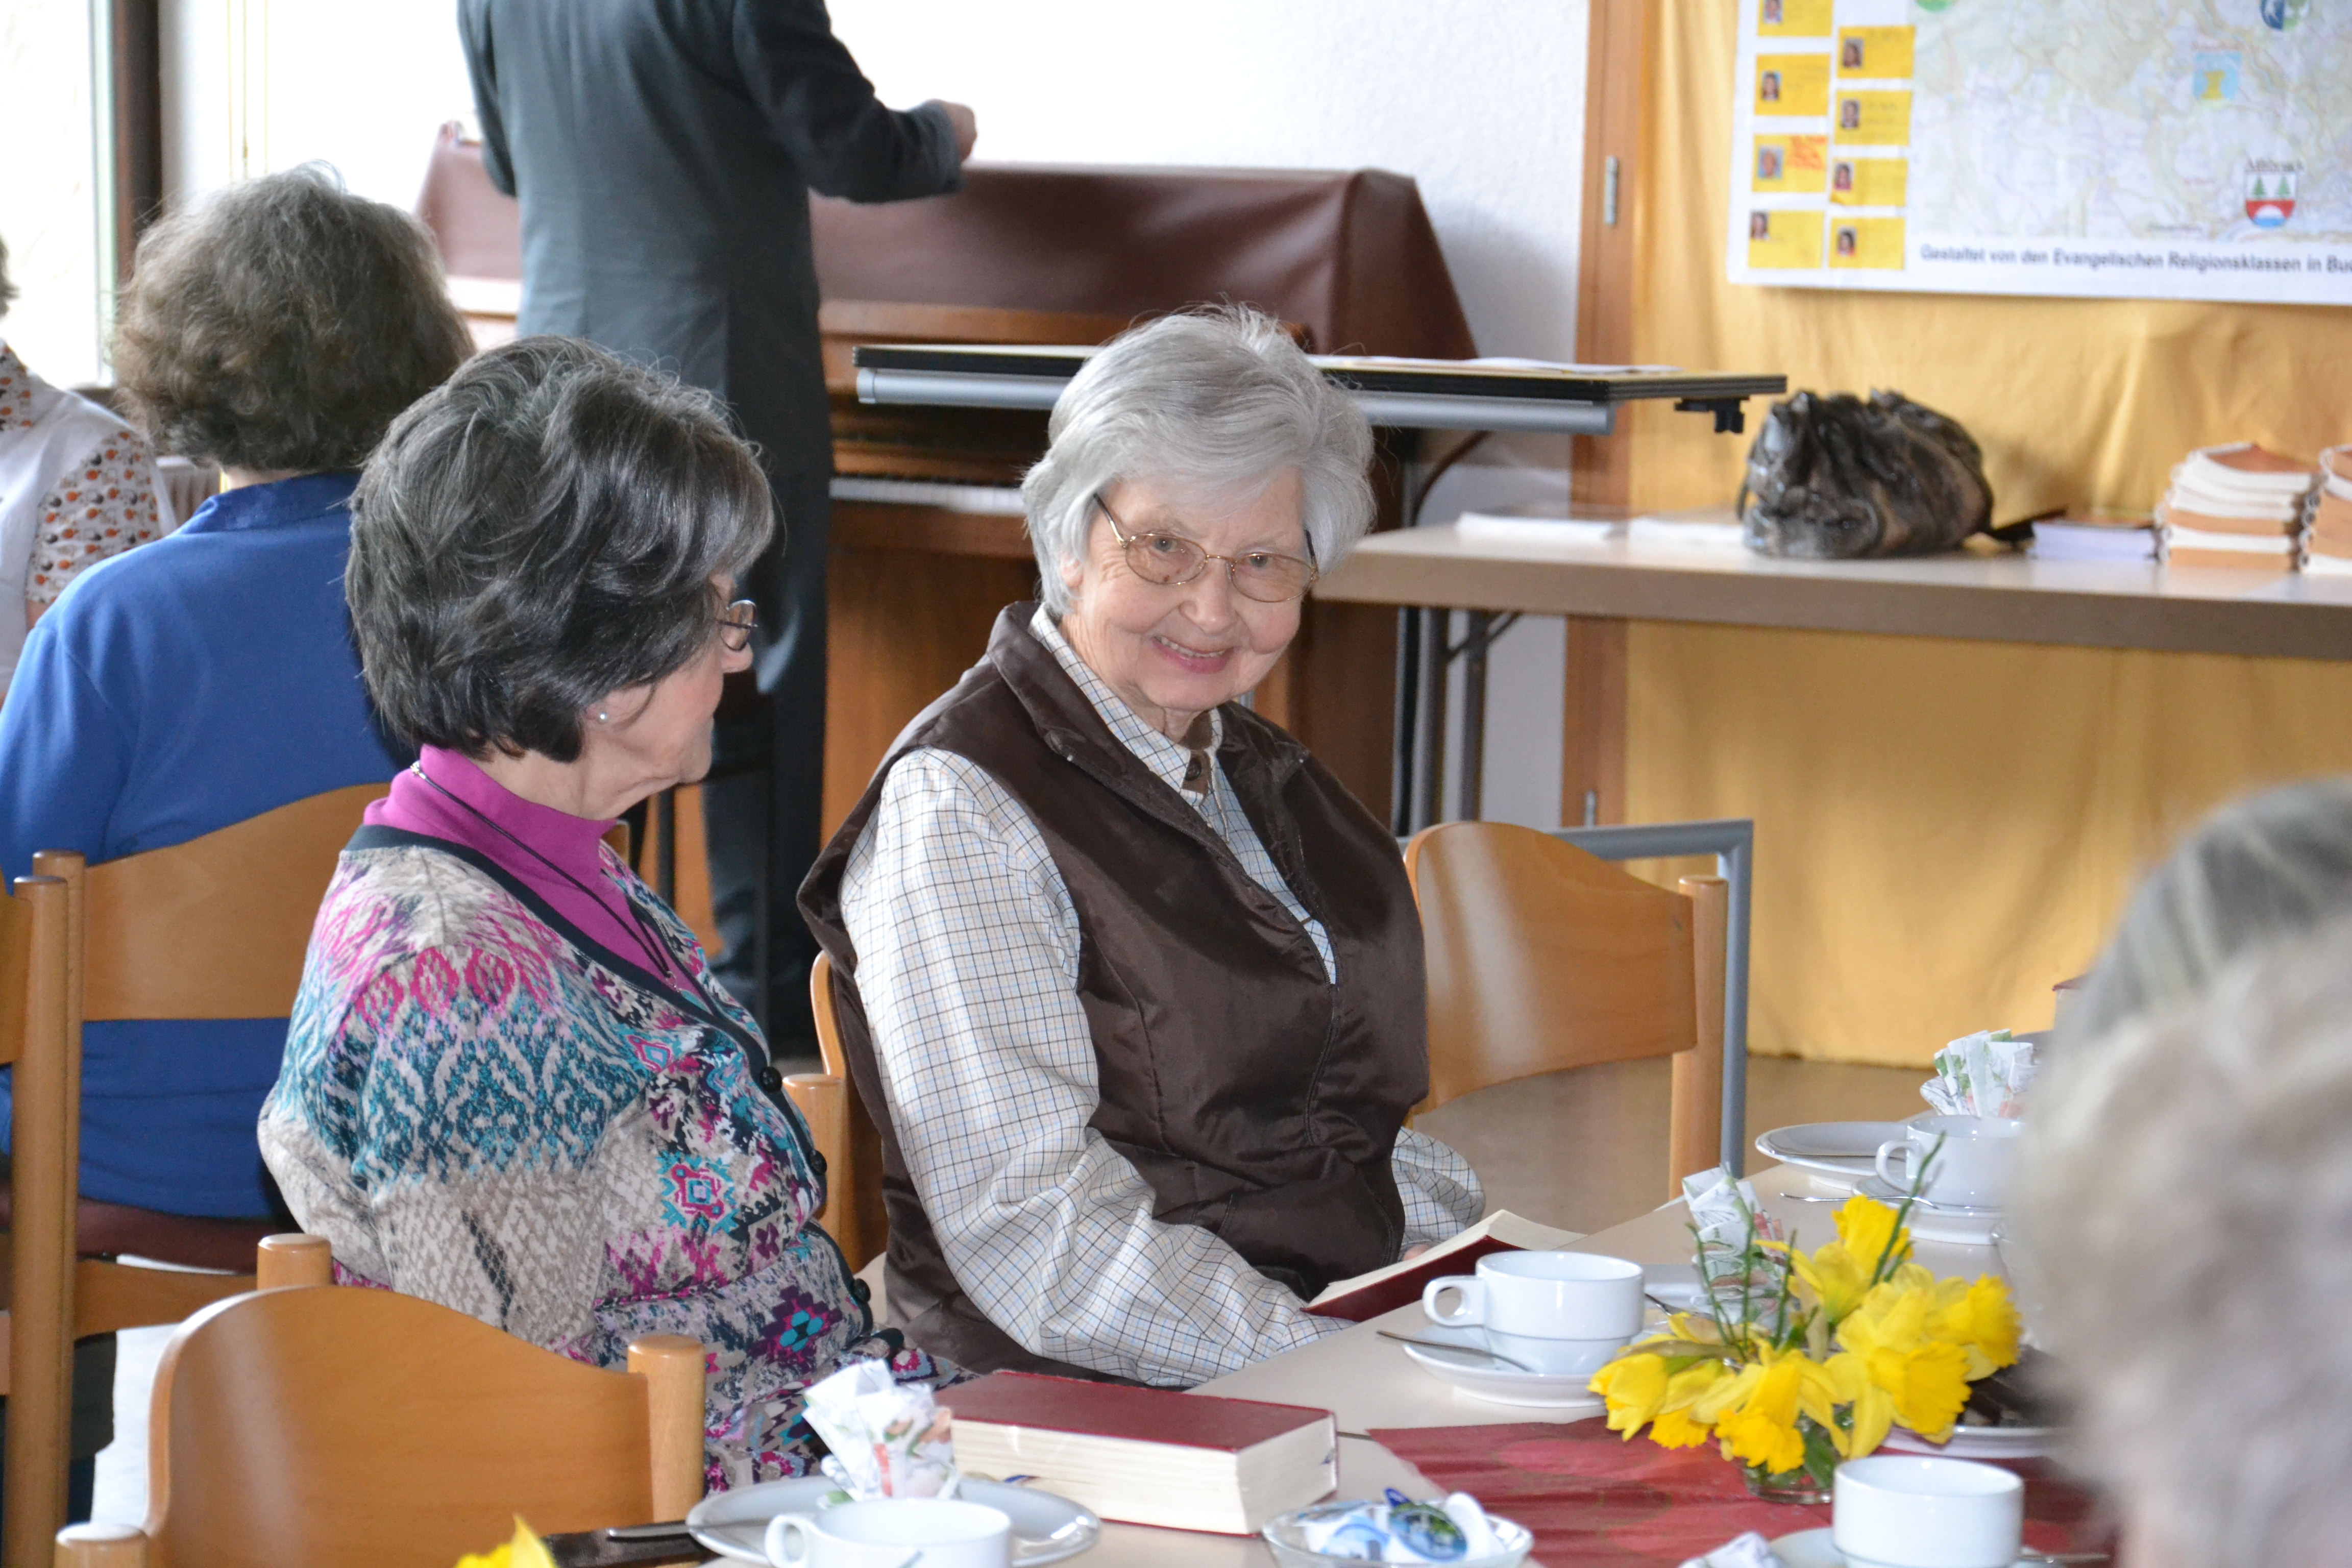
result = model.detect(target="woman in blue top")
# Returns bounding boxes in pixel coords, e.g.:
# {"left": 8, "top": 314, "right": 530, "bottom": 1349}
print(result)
{"left": 0, "top": 165, "right": 472, "bottom": 1249}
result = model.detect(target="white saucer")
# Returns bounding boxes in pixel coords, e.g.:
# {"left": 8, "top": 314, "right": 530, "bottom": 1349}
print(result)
{"left": 687, "top": 1476, "right": 1101, "bottom": 1564}
{"left": 1856, "top": 1174, "right": 2003, "bottom": 1245}
{"left": 1643, "top": 1262, "right": 1708, "bottom": 1314}
{"left": 1396, "top": 1323, "right": 1608, "bottom": 1411}
{"left": 1772, "top": 1527, "right": 2033, "bottom": 1566}
{"left": 1881, "top": 1421, "right": 2055, "bottom": 1460}
{"left": 1755, "top": 1122, "right": 1913, "bottom": 1184}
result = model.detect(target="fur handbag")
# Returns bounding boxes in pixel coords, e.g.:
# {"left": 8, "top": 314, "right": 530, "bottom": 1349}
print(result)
{"left": 1738, "top": 389, "right": 1995, "bottom": 558}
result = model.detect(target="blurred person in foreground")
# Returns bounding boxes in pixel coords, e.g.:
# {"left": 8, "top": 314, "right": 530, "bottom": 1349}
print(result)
{"left": 261, "top": 337, "right": 952, "bottom": 1489}
{"left": 2015, "top": 923, "right": 2352, "bottom": 1568}
{"left": 459, "top": 0, "right": 976, "bottom": 1055}
{"left": 800, "top": 308, "right": 1484, "bottom": 1386}
{"left": 2062, "top": 776, "right": 2352, "bottom": 1046}
{"left": 0, "top": 165, "right": 468, "bottom": 1236}
{"left": 0, "top": 230, "right": 170, "bottom": 700}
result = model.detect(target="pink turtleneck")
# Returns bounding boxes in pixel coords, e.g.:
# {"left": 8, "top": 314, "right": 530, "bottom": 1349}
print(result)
{"left": 366, "top": 745, "right": 690, "bottom": 986}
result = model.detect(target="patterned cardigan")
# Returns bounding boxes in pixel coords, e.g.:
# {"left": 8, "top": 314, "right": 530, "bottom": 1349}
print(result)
{"left": 260, "top": 827, "right": 949, "bottom": 1487}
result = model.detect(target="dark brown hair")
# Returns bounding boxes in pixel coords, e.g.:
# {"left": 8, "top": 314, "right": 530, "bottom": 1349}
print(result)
{"left": 111, "top": 165, "right": 472, "bottom": 471}
{"left": 347, "top": 337, "right": 775, "bottom": 763}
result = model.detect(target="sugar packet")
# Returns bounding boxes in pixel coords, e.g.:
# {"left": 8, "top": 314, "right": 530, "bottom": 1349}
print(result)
{"left": 798, "top": 1359, "right": 959, "bottom": 1500}
{"left": 1923, "top": 1028, "right": 2036, "bottom": 1118}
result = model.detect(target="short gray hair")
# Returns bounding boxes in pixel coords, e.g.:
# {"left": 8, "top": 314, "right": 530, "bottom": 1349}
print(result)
{"left": 2015, "top": 922, "right": 2352, "bottom": 1568}
{"left": 1021, "top": 306, "right": 1374, "bottom": 614}
{"left": 348, "top": 336, "right": 773, "bottom": 764}
{"left": 0, "top": 231, "right": 15, "bottom": 318}
{"left": 2067, "top": 777, "right": 2352, "bottom": 1044}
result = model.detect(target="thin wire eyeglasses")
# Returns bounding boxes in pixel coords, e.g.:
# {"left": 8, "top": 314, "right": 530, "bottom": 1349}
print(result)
{"left": 1092, "top": 493, "right": 1319, "bottom": 603}
{"left": 718, "top": 599, "right": 758, "bottom": 653}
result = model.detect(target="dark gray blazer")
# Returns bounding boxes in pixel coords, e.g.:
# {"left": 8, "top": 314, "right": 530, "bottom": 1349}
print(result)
{"left": 458, "top": 0, "right": 963, "bottom": 473}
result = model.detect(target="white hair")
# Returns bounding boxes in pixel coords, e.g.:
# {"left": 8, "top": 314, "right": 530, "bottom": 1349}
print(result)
{"left": 2067, "top": 777, "right": 2352, "bottom": 1045}
{"left": 1020, "top": 305, "right": 1375, "bottom": 614}
{"left": 2015, "top": 921, "right": 2352, "bottom": 1568}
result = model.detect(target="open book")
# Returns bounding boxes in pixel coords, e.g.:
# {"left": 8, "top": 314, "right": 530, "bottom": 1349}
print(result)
{"left": 1304, "top": 1210, "right": 1585, "bottom": 1322}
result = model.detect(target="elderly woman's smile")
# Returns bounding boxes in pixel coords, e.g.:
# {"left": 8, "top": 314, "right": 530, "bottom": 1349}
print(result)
{"left": 1058, "top": 471, "right": 1307, "bottom": 742}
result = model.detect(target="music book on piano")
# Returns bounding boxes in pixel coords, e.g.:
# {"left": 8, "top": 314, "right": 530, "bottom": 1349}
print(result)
{"left": 940, "top": 1372, "right": 1336, "bottom": 1535}
{"left": 1304, "top": 1209, "right": 1584, "bottom": 1322}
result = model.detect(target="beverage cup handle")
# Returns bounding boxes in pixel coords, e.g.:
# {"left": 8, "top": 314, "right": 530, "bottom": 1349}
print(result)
{"left": 1420, "top": 1275, "right": 1485, "bottom": 1327}
{"left": 764, "top": 1513, "right": 817, "bottom": 1568}
{"left": 1874, "top": 1140, "right": 1909, "bottom": 1190}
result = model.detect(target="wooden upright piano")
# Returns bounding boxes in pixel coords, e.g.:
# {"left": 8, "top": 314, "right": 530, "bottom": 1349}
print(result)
{"left": 420, "top": 138, "right": 1481, "bottom": 838}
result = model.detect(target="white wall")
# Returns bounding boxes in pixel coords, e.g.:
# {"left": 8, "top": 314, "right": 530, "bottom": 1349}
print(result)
{"left": 834, "top": 0, "right": 1587, "bottom": 825}
{"left": 2, "top": 0, "right": 104, "bottom": 386}
{"left": 145, "top": 0, "right": 1588, "bottom": 826}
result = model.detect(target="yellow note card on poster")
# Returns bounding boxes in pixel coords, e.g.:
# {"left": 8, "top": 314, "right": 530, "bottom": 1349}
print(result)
{"left": 1747, "top": 209, "right": 1824, "bottom": 270}
{"left": 1758, "top": 0, "right": 1832, "bottom": 37}
{"left": 1835, "top": 27, "right": 1915, "bottom": 79}
{"left": 1828, "top": 216, "right": 1905, "bottom": 269}
{"left": 1754, "top": 135, "right": 1828, "bottom": 193}
{"left": 1828, "top": 156, "right": 1907, "bottom": 206}
{"left": 1756, "top": 55, "right": 1831, "bottom": 118}
{"left": 1833, "top": 89, "right": 1912, "bottom": 146}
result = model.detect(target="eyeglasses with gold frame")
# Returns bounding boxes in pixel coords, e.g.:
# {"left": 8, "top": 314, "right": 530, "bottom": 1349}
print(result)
{"left": 1092, "top": 493, "right": 1319, "bottom": 604}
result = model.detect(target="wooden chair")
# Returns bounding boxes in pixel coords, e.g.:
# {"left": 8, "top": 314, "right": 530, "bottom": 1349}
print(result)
{"left": 805, "top": 953, "right": 884, "bottom": 1271}
{"left": 1404, "top": 820, "right": 1731, "bottom": 1198}
{"left": 51, "top": 1277, "right": 703, "bottom": 1568}
{"left": 0, "top": 785, "right": 386, "bottom": 1565}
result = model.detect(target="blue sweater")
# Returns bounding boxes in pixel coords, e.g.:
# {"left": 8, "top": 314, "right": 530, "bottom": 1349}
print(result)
{"left": 0, "top": 472, "right": 410, "bottom": 1216}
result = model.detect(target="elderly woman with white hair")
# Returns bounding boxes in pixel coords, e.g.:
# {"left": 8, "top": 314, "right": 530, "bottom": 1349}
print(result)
{"left": 2015, "top": 923, "right": 2352, "bottom": 1568}
{"left": 801, "top": 307, "right": 1483, "bottom": 1386}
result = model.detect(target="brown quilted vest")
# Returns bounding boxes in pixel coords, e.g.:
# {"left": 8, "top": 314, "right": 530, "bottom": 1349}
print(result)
{"left": 798, "top": 605, "right": 1429, "bottom": 1381}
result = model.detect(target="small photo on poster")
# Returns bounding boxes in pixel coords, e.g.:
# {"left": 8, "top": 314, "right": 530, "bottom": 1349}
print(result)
{"left": 1749, "top": 209, "right": 1826, "bottom": 270}
{"left": 1835, "top": 27, "right": 1916, "bottom": 79}
{"left": 1828, "top": 216, "right": 1905, "bottom": 268}
{"left": 1833, "top": 89, "right": 1913, "bottom": 146}
{"left": 1759, "top": 0, "right": 1832, "bottom": 37}
{"left": 1828, "top": 156, "right": 1907, "bottom": 206}
{"left": 1757, "top": 54, "right": 1832, "bottom": 117}
{"left": 1754, "top": 134, "right": 1828, "bottom": 193}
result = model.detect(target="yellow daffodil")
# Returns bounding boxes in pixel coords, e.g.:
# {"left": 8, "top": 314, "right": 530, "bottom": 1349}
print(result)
{"left": 1926, "top": 1275, "right": 2022, "bottom": 1375}
{"left": 1833, "top": 1195, "right": 1910, "bottom": 1278}
{"left": 1649, "top": 1405, "right": 1716, "bottom": 1448}
{"left": 1836, "top": 1282, "right": 1975, "bottom": 1439}
{"left": 1789, "top": 1240, "right": 1872, "bottom": 1321}
{"left": 1705, "top": 1355, "right": 1808, "bottom": 1475}
{"left": 1591, "top": 1352, "right": 1669, "bottom": 1436}
{"left": 453, "top": 1520, "right": 555, "bottom": 1568}
{"left": 1818, "top": 1350, "right": 1895, "bottom": 1458}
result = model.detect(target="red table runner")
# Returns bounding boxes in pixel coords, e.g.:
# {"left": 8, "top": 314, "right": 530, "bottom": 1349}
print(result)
{"left": 1368, "top": 1423, "right": 2116, "bottom": 1567}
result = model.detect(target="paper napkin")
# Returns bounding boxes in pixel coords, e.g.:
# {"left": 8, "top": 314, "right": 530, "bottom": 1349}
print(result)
{"left": 1923, "top": 1028, "right": 2036, "bottom": 1118}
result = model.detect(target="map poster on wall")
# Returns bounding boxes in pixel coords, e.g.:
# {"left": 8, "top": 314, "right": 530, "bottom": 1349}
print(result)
{"left": 1726, "top": 0, "right": 2352, "bottom": 305}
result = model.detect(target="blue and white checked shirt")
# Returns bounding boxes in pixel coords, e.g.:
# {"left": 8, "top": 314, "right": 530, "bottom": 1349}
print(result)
{"left": 839, "top": 608, "right": 1483, "bottom": 1386}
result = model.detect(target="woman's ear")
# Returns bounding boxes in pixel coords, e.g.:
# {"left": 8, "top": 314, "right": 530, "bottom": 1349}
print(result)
{"left": 1058, "top": 551, "right": 1086, "bottom": 603}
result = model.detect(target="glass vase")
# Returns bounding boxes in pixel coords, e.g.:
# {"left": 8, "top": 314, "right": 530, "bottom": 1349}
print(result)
{"left": 1743, "top": 1463, "right": 1832, "bottom": 1505}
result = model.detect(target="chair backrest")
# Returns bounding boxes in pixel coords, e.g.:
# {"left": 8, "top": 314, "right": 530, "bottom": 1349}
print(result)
{"left": 807, "top": 952, "right": 884, "bottom": 1270}
{"left": 1405, "top": 820, "right": 1728, "bottom": 1193}
{"left": 0, "top": 868, "right": 81, "bottom": 1568}
{"left": 139, "top": 1287, "right": 703, "bottom": 1568}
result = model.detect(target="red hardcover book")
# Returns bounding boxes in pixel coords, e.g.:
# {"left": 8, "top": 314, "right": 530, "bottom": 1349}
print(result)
{"left": 941, "top": 1372, "right": 1335, "bottom": 1534}
{"left": 1303, "top": 1209, "right": 1584, "bottom": 1322}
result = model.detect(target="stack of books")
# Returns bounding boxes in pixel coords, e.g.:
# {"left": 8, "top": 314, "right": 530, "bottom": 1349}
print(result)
{"left": 2306, "top": 446, "right": 2352, "bottom": 577}
{"left": 2155, "top": 443, "right": 2319, "bottom": 573}
{"left": 2026, "top": 510, "right": 2158, "bottom": 563}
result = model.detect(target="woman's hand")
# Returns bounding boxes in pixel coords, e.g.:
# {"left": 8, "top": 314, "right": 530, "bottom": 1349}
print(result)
{"left": 1401, "top": 1244, "right": 1431, "bottom": 1261}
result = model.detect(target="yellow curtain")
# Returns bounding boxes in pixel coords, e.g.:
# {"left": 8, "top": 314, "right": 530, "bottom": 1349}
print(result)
{"left": 1621, "top": 3, "right": 2352, "bottom": 1065}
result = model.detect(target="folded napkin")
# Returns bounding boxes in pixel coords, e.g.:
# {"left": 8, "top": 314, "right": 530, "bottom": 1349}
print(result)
{"left": 1682, "top": 1167, "right": 1790, "bottom": 1330}
{"left": 1295, "top": 1488, "right": 1501, "bottom": 1562}
{"left": 1676, "top": 1531, "right": 1786, "bottom": 1568}
{"left": 798, "top": 1359, "right": 959, "bottom": 1500}
{"left": 1923, "top": 1028, "right": 2036, "bottom": 1118}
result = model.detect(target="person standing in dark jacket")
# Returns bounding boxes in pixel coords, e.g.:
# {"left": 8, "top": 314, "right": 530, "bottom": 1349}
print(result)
{"left": 458, "top": 0, "right": 974, "bottom": 1051}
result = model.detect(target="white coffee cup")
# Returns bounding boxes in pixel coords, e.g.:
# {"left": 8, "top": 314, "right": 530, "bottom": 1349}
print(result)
{"left": 1875, "top": 1115, "right": 2022, "bottom": 1209}
{"left": 1833, "top": 1454, "right": 2023, "bottom": 1568}
{"left": 763, "top": 1499, "right": 1012, "bottom": 1568}
{"left": 1419, "top": 1251, "right": 1645, "bottom": 1376}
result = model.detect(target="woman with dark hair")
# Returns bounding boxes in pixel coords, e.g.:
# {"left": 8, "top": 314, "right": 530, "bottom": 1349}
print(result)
{"left": 0, "top": 165, "right": 469, "bottom": 1233}
{"left": 260, "top": 336, "right": 951, "bottom": 1488}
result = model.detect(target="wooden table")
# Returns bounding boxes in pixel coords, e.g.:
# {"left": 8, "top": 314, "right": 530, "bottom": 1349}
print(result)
{"left": 1067, "top": 1161, "right": 1999, "bottom": 1565}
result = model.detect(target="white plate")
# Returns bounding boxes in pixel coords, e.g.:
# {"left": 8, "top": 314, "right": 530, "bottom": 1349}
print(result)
{"left": 1856, "top": 1174, "right": 2002, "bottom": 1245}
{"left": 1772, "top": 1526, "right": 2035, "bottom": 1566}
{"left": 1396, "top": 1324, "right": 1607, "bottom": 1411}
{"left": 1755, "top": 1122, "right": 1913, "bottom": 1183}
{"left": 687, "top": 1476, "right": 1101, "bottom": 1564}
{"left": 1881, "top": 1422, "right": 2055, "bottom": 1460}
